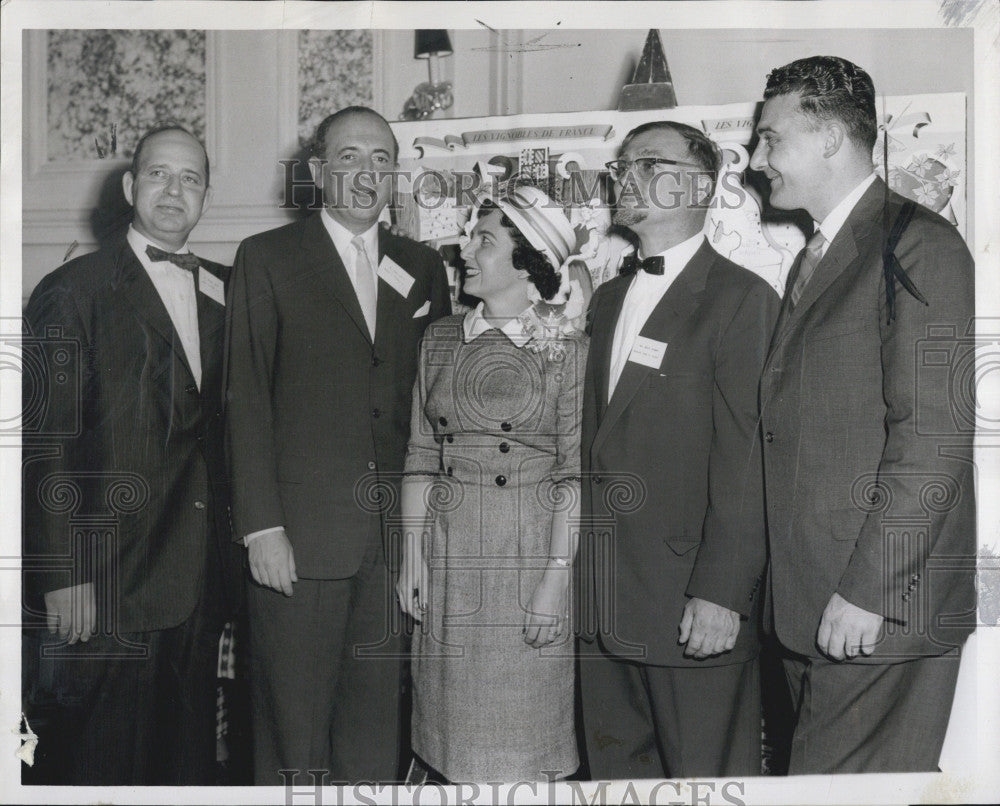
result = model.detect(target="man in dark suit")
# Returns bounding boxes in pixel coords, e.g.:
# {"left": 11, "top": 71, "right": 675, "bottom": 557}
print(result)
{"left": 22, "top": 124, "right": 241, "bottom": 784}
{"left": 751, "top": 56, "right": 976, "bottom": 773}
{"left": 577, "top": 121, "right": 780, "bottom": 778}
{"left": 226, "top": 106, "right": 450, "bottom": 784}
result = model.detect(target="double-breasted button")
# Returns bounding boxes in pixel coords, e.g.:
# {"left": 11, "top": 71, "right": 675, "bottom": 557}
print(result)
{"left": 499, "top": 442, "right": 510, "bottom": 453}
{"left": 500, "top": 421, "right": 512, "bottom": 432}
{"left": 495, "top": 475, "right": 507, "bottom": 487}
{"left": 446, "top": 435, "right": 454, "bottom": 443}
{"left": 764, "top": 432, "right": 774, "bottom": 442}
{"left": 439, "top": 416, "right": 448, "bottom": 427}
{"left": 372, "top": 408, "right": 381, "bottom": 418}
{"left": 367, "top": 461, "right": 376, "bottom": 470}
{"left": 194, "top": 500, "right": 206, "bottom": 510}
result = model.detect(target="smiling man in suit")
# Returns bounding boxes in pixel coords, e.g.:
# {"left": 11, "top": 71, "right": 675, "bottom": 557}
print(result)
{"left": 577, "top": 121, "right": 780, "bottom": 778}
{"left": 226, "top": 106, "right": 450, "bottom": 784}
{"left": 751, "top": 56, "right": 976, "bottom": 773}
{"left": 22, "top": 124, "right": 241, "bottom": 784}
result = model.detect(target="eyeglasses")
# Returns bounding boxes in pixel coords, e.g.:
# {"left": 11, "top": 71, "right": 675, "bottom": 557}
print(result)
{"left": 604, "top": 157, "right": 701, "bottom": 182}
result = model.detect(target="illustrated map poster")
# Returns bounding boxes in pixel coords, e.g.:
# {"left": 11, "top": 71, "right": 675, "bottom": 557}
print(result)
{"left": 390, "top": 93, "right": 967, "bottom": 298}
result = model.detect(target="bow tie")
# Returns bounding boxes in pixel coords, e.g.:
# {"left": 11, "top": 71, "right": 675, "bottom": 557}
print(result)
{"left": 621, "top": 254, "right": 665, "bottom": 275}
{"left": 146, "top": 244, "right": 200, "bottom": 273}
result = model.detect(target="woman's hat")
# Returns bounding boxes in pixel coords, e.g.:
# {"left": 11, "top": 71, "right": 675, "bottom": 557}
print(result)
{"left": 491, "top": 185, "right": 577, "bottom": 272}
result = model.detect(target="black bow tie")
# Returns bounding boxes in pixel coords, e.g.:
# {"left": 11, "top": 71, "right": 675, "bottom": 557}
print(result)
{"left": 621, "top": 254, "right": 665, "bottom": 275}
{"left": 146, "top": 244, "right": 200, "bottom": 273}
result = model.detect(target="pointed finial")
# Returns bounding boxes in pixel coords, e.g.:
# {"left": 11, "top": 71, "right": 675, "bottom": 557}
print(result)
{"left": 618, "top": 29, "right": 678, "bottom": 111}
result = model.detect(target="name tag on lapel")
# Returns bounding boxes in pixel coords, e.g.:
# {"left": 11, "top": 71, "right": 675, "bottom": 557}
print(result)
{"left": 198, "top": 268, "right": 225, "bottom": 306}
{"left": 628, "top": 336, "right": 667, "bottom": 369}
{"left": 377, "top": 256, "right": 416, "bottom": 298}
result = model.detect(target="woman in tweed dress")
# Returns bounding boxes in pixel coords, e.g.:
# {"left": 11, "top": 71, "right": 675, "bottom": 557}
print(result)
{"left": 397, "top": 186, "right": 589, "bottom": 782}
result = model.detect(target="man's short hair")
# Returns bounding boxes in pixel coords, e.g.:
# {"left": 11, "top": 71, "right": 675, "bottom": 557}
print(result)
{"left": 310, "top": 106, "right": 399, "bottom": 162}
{"left": 619, "top": 120, "right": 723, "bottom": 189}
{"left": 130, "top": 124, "right": 210, "bottom": 186}
{"left": 764, "top": 56, "right": 878, "bottom": 152}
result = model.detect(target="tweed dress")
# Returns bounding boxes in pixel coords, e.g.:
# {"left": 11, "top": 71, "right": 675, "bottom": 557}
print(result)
{"left": 404, "top": 312, "right": 587, "bottom": 782}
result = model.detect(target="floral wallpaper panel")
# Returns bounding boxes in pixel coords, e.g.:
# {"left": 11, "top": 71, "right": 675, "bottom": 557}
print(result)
{"left": 47, "top": 30, "right": 206, "bottom": 161}
{"left": 297, "top": 30, "right": 374, "bottom": 151}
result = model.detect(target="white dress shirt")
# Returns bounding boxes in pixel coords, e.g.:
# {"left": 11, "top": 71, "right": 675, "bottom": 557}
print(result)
{"left": 463, "top": 302, "right": 532, "bottom": 346}
{"left": 319, "top": 209, "right": 380, "bottom": 310}
{"left": 127, "top": 226, "right": 201, "bottom": 389}
{"left": 812, "top": 172, "right": 878, "bottom": 259}
{"left": 607, "top": 233, "right": 704, "bottom": 400}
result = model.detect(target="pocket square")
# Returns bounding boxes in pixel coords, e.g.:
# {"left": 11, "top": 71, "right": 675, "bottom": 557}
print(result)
{"left": 413, "top": 301, "right": 431, "bottom": 318}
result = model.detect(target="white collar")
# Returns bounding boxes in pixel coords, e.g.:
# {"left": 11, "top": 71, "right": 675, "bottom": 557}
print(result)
{"left": 639, "top": 232, "right": 704, "bottom": 274}
{"left": 127, "top": 226, "right": 192, "bottom": 267}
{"left": 462, "top": 302, "right": 533, "bottom": 347}
{"left": 815, "top": 172, "right": 878, "bottom": 247}
{"left": 319, "top": 209, "right": 379, "bottom": 263}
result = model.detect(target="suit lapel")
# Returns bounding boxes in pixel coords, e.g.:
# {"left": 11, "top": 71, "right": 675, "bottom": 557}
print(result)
{"left": 302, "top": 212, "right": 373, "bottom": 345}
{"left": 591, "top": 241, "right": 711, "bottom": 459}
{"left": 111, "top": 239, "right": 198, "bottom": 384}
{"left": 374, "top": 228, "right": 411, "bottom": 358}
{"left": 196, "top": 264, "right": 226, "bottom": 400}
{"left": 589, "top": 277, "right": 630, "bottom": 423}
{"left": 770, "top": 178, "right": 885, "bottom": 349}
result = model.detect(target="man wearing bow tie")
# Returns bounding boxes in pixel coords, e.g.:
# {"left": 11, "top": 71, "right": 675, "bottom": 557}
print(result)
{"left": 577, "top": 121, "right": 780, "bottom": 778}
{"left": 22, "top": 125, "right": 242, "bottom": 784}
{"left": 226, "top": 107, "right": 450, "bottom": 783}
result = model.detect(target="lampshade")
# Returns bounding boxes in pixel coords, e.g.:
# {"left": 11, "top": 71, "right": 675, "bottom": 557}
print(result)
{"left": 415, "top": 30, "right": 452, "bottom": 59}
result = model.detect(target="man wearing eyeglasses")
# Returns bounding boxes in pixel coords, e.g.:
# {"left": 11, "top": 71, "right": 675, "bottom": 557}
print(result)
{"left": 577, "top": 121, "right": 780, "bottom": 778}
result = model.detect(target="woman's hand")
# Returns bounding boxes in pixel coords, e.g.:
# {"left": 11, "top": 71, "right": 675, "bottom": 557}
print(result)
{"left": 523, "top": 566, "right": 570, "bottom": 647}
{"left": 396, "top": 535, "right": 429, "bottom": 621}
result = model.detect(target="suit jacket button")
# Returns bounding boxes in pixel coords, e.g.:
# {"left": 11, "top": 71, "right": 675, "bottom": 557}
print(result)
{"left": 367, "top": 461, "right": 376, "bottom": 470}
{"left": 446, "top": 434, "right": 454, "bottom": 443}
{"left": 765, "top": 432, "right": 774, "bottom": 442}
{"left": 593, "top": 476, "right": 603, "bottom": 484}
{"left": 439, "top": 416, "right": 448, "bottom": 427}
{"left": 185, "top": 384, "right": 197, "bottom": 394}
{"left": 499, "top": 442, "right": 510, "bottom": 453}
{"left": 372, "top": 356, "right": 381, "bottom": 367}
{"left": 447, "top": 466, "right": 453, "bottom": 476}
{"left": 902, "top": 592, "right": 910, "bottom": 601}
{"left": 372, "top": 408, "right": 381, "bottom": 418}
{"left": 194, "top": 500, "right": 206, "bottom": 510}
{"left": 501, "top": 421, "right": 512, "bottom": 432}
{"left": 495, "top": 475, "right": 507, "bottom": 487}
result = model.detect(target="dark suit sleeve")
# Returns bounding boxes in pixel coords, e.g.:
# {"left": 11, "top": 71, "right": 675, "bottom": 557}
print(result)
{"left": 427, "top": 249, "right": 451, "bottom": 320}
{"left": 224, "top": 241, "right": 285, "bottom": 542}
{"left": 22, "top": 272, "right": 93, "bottom": 596}
{"left": 686, "top": 278, "right": 780, "bottom": 616}
{"left": 837, "top": 221, "right": 975, "bottom": 616}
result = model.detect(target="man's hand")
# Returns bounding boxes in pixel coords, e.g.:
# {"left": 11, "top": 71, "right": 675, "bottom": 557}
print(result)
{"left": 248, "top": 529, "right": 297, "bottom": 596}
{"left": 678, "top": 597, "right": 740, "bottom": 659}
{"left": 817, "top": 592, "right": 884, "bottom": 660}
{"left": 44, "top": 582, "right": 96, "bottom": 644}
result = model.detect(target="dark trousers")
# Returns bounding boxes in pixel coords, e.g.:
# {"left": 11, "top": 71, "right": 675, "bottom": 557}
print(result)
{"left": 22, "top": 570, "right": 226, "bottom": 785}
{"left": 578, "top": 639, "right": 761, "bottom": 779}
{"left": 782, "top": 649, "right": 962, "bottom": 773}
{"left": 247, "top": 535, "right": 402, "bottom": 785}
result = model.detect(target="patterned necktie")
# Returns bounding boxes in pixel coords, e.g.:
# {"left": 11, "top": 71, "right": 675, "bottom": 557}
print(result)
{"left": 351, "top": 236, "right": 378, "bottom": 338}
{"left": 621, "top": 254, "right": 665, "bottom": 275}
{"left": 789, "top": 230, "right": 827, "bottom": 307}
{"left": 146, "top": 244, "right": 200, "bottom": 273}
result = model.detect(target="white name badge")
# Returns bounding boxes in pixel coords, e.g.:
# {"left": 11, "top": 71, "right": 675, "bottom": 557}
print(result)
{"left": 377, "top": 256, "right": 416, "bottom": 299}
{"left": 628, "top": 336, "right": 668, "bottom": 369}
{"left": 198, "top": 268, "right": 225, "bottom": 306}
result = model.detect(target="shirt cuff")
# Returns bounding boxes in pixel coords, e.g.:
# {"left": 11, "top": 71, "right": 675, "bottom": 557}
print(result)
{"left": 243, "top": 526, "right": 284, "bottom": 547}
